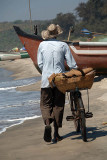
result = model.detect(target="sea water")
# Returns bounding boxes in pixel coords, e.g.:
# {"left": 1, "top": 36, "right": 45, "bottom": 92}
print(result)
{"left": 0, "top": 68, "right": 41, "bottom": 134}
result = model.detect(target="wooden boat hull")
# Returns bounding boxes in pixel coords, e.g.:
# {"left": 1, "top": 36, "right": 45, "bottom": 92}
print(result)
{"left": 13, "top": 26, "right": 43, "bottom": 73}
{"left": 13, "top": 26, "right": 107, "bottom": 75}
{"left": 70, "top": 42, "right": 107, "bottom": 75}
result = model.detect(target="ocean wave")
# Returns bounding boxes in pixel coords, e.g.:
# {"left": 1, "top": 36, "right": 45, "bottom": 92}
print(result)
{"left": 0, "top": 99, "right": 40, "bottom": 109}
{"left": 28, "top": 99, "right": 40, "bottom": 104}
{"left": 0, "top": 115, "right": 41, "bottom": 134}
{"left": 0, "top": 104, "right": 21, "bottom": 109}
{"left": 0, "top": 75, "right": 41, "bottom": 135}
{"left": 0, "top": 115, "right": 41, "bottom": 123}
{"left": 0, "top": 86, "right": 18, "bottom": 91}
{"left": 0, "top": 77, "right": 40, "bottom": 91}
{"left": 0, "top": 82, "right": 37, "bottom": 91}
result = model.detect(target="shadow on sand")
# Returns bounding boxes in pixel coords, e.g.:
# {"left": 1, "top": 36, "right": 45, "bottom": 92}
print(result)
{"left": 94, "top": 75, "right": 107, "bottom": 82}
{"left": 61, "top": 126, "right": 107, "bottom": 142}
{"left": 48, "top": 126, "right": 107, "bottom": 145}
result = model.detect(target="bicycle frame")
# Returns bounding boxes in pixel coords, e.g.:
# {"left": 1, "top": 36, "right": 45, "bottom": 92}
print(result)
{"left": 66, "top": 88, "right": 93, "bottom": 142}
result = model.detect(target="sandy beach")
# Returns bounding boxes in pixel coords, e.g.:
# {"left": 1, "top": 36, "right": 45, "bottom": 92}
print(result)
{"left": 0, "top": 58, "right": 107, "bottom": 160}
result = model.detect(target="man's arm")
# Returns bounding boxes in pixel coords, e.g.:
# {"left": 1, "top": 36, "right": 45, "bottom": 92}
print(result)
{"left": 64, "top": 43, "right": 78, "bottom": 69}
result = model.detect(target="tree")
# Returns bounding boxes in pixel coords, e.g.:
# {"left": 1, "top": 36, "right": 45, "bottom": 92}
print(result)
{"left": 53, "top": 13, "right": 76, "bottom": 39}
{"left": 75, "top": 0, "right": 107, "bottom": 33}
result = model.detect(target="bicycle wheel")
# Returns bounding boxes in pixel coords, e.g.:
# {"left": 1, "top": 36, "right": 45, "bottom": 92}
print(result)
{"left": 70, "top": 92, "right": 80, "bottom": 133}
{"left": 78, "top": 97, "right": 87, "bottom": 142}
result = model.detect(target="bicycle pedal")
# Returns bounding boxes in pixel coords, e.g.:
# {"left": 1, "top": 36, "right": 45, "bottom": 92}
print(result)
{"left": 71, "top": 109, "right": 77, "bottom": 111}
{"left": 85, "top": 112, "right": 93, "bottom": 118}
{"left": 66, "top": 116, "right": 74, "bottom": 121}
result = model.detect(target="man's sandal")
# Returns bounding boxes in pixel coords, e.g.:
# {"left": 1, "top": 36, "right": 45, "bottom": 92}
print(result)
{"left": 53, "top": 134, "right": 63, "bottom": 143}
{"left": 44, "top": 125, "right": 52, "bottom": 142}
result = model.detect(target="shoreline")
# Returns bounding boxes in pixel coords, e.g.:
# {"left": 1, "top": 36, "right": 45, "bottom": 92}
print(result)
{"left": 0, "top": 58, "right": 41, "bottom": 80}
{"left": 0, "top": 58, "right": 42, "bottom": 135}
{"left": 0, "top": 58, "right": 107, "bottom": 160}
{"left": 0, "top": 115, "right": 41, "bottom": 135}
{"left": 0, "top": 58, "right": 41, "bottom": 92}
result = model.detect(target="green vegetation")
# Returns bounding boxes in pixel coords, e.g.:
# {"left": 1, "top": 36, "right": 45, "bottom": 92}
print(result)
{"left": 0, "top": 0, "right": 107, "bottom": 51}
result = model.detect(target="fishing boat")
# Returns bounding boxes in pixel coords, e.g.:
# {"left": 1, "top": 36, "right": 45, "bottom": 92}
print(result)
{"left": 13, "top": 26, "right": 107, "bottom": 75}
{"left": 0, "top": 51, "right": 30, "bottom": 61}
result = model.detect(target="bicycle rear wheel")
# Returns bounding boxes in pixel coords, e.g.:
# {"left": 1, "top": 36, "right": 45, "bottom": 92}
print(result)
{"left": 78, "top": 96, "right": 87, "bottom": 142}
{"left": 70, "top": 92, "right": 80, "bottom": 133}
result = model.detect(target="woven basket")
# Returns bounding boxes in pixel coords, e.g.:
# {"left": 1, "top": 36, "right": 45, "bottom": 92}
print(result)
{"left": 48, "top": 68, "right": 95, "bottom": 93}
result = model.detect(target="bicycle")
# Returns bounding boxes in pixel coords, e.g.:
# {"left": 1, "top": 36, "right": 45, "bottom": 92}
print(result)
{"left": 66, "top": 88, "right": 93, "bottom": 142}
{"left": 48, "top": 67, "right": 95, "bottom": 142}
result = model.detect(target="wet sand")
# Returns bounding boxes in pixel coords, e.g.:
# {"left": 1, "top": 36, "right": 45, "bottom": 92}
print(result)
{"left": 0, "top": 58, "right": 107, "bottom": 160}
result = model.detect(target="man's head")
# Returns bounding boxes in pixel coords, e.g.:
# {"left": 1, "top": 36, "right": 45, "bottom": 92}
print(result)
{"left": 41, "top": 24, "right": 63, "bottom": 40}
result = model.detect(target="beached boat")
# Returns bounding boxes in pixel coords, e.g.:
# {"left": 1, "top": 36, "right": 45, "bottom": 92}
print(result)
{"left": 0, "top": 51, "right": 30, "bottom": 61}
{"left": 13, "top": 26, "right": 107, "bottom": 75}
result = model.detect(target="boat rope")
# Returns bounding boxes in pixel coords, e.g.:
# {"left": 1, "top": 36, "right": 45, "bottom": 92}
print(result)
{"left": 29, "top": 0, "right": 32, "bottom": 33}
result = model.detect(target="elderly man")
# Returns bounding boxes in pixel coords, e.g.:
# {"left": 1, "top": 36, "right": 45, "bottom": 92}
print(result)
{"left": 37, "top": 24, "right": 77, "bottom": 143}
